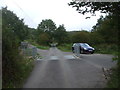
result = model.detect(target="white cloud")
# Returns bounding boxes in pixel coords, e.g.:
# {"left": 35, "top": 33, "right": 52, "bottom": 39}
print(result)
{"left": 1, "top": 0, "right": 106, "bottom": 31}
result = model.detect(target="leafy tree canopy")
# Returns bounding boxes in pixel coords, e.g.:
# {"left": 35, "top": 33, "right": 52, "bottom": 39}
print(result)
{"left": 54, "top": 24, "right": 68, "bottom": 44}
{"left": 91, "top": 15, "right": 118, "bottom": 44}
{"left": 37, "top": 19, "right": 56, "bottom": 33}
{"left": 2, "top": 7, "right": 29, "bottom": 41}
{"left": 68, "top": 2, "right": 120, "bottom": 16}
{"left": 2, "top": 7, "right": 30, "bottom": 87}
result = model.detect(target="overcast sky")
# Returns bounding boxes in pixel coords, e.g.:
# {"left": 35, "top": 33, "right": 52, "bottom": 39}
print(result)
{"left": 1, "top": 0, "right": 106, "bottom": 31}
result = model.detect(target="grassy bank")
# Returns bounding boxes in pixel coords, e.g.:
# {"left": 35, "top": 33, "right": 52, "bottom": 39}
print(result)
{"left": 93, "top": 44, "right": 118, "bottom": 55}
{"left": 106, "top": 52, "right": 119, "bottom": 88}
{"left": 17, "top": 56, "right": 34, "bottom": 88}
{"left": 32, "top": 43, "right": 49, "bottom": 50}
{"left": 106, "top": 66, "right": 119, "bottom": 88}
{"left": 3, "top": 55, "right": 34, "bottom": 88}
{"left": 27, "top": 40, "right": 49, "bottom": 50}
{"left": 58, "top": 44, "right": 72, "bottom": 52}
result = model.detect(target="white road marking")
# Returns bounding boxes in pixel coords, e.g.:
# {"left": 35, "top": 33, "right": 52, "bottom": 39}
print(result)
{"left": 73, "top": 54, "right": 80, "bottom": 59}
{"left": 36, "top": 58, "right": 43, "bottom": 61}
{"left": 64, "top": 55, "right": 75, "bottom": 59}
{"left": 50, "top": 56, "right": 59, "bottom": 60}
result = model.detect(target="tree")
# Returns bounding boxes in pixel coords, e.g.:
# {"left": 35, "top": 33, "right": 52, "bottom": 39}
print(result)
{"left": 68, "top": 2, "right": 120, "bottom": 44}
{"left": 2, "top": 7, "right": 29, "bottom": 41}
{"left": 54, "top": 24, "right": 68, "bottom": 44}
{"left": 90, "top": 32, "right": 105, "bottom": 45}
{"left": 91, "top": 15, "right": 104, "bottom": 32}
{"left": 92, "top": 15, "right": 118, "bottom": 44}
{"left": 71, "top": 31, "right": 90, "bottom": 43}
{"left": 36, "top": 19, "right": 57, "bottom": 44}
{"left": 27, "top": 28, "right": 37, "bottom": 41}
{"left": 37, "top": 19, "right": 56, "bottom": 37}
{"left": 2, "top": 7, "right": 29, "bottom": 87}
{"left": 37, "top": 33, "right": 50, "bottom": 45}
{"left": 68, "top": 2, "right": 120, "bottom": 16}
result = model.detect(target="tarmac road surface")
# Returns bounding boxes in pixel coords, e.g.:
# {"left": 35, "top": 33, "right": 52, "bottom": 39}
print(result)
{"left": 23, "top": 47, "right": 116, "bottom": 88}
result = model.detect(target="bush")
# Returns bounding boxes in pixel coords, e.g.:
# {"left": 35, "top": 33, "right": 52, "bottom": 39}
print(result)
{"left": 93, "top": 44, "right": 118, "bottom": 54}
{"left": 2, "top": 52, "right": 34, "bottom": 88}
{"left": 2, "top": 7, "right": 34, "bottom": 88}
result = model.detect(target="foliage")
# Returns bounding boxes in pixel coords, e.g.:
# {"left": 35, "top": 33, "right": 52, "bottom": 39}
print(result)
{"left": 37, "top": 19, "right": 56, "bottom": 33}
{"left": 93, "top": 44, "right": 118, "bottom": 54}
{"left": 30, "top": 41, "right": 49, "bottom": 50}
{"left": 58, "top": 44, "right": 72, "bottom": 52}
{"left": 89, "top": 32, "right": 105, "bottom": 45}
{"left": 68, "top": 2, "right": 120, "bottom": 16}
{"left": 36, "top": 20, "right": 69, "bottom": 45}
{"left": 70, "top": 30, "right": 90, "bottom": 43}
{"left": 92, "top": 15, "right": 118, "bottom": 44}
{"left": 37, "top": 19, "right": 56, "bottom": 42}
{"left": 35, "top": 19, "right": 57, "bottom": 44}
{"left": 2, "top": 7, "right": 33, "bottom": 88}
{"left": 37, "top": 33, "right": 50, "bottom": 45}
{"left": 2, "top": 7, "right": 29, "bottom": 41}
{"left": 106, "top": 67, "right": 119, "bottom": 88}
{"left": 27, "top": 28, "right": 37, "bottom": 41}
{"left": 54, "top": 24, "right": 69, "bottom": 45}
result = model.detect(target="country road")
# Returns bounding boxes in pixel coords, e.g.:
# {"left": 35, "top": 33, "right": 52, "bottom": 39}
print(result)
{"left": 23, "top": 47, "right": 116, "bottom": 88}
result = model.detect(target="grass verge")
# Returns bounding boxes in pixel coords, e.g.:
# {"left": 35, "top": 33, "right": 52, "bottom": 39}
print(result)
{"left": 93, "top": 44, "right": 118, "bottom": 55}
{"left": 17, "top": 56, "right": 35, "bottom": 88}
{"left": 106, "top": 67, "right": 119, "bottom": 88}
{"left": 3, "top": 54, "right": 35, "bottom": 88}
{"left": 57, "top": 44, "right": 72, "bottom": 52}
{"left": 28, "top": 41, "right": 49, "bottom": 50}
{"left": 106, "top": 52, "right": 120, "bottom": 88}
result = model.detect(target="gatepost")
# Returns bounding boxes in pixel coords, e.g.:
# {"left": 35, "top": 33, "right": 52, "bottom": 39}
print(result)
{"left": 74, "top": 44, "right": 80, "bottom": 58}
{"left": 32, "top": 46, "right": 37, "bottom": 58}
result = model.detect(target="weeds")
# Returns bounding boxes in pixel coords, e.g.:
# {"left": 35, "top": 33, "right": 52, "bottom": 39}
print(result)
{"left": 106, "top": 67, "right": 119, "bottom": 88}
{"left": 3, "top": 54, "right": 34, "bottom": 88}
